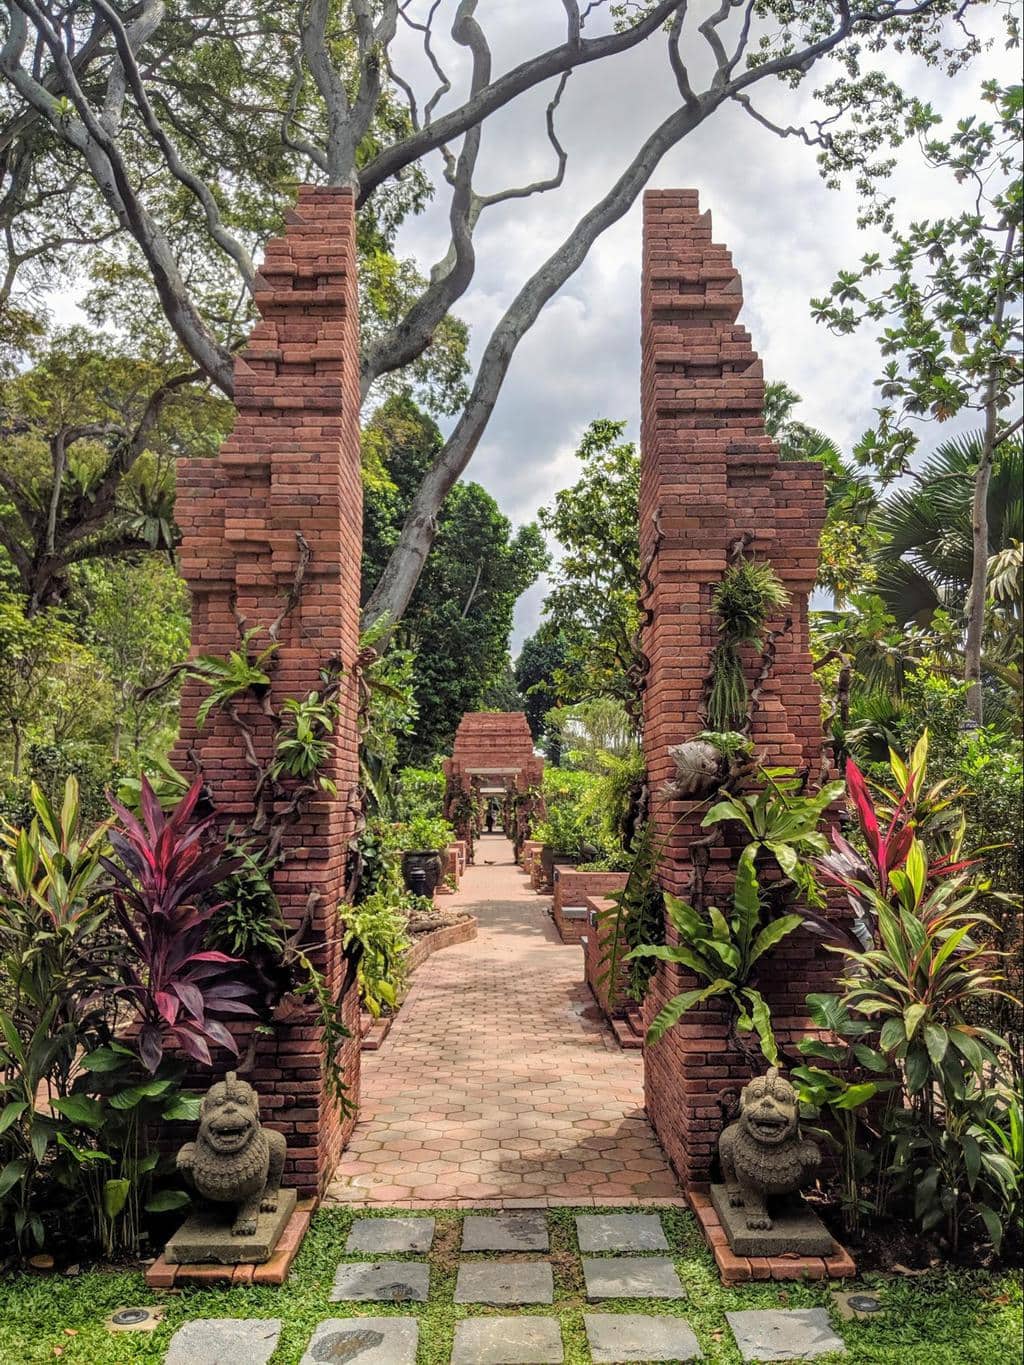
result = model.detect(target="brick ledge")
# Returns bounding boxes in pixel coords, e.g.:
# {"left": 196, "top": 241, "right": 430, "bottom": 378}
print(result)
{"left": 687, "top": 1185, "right": 856, "bottom": 1285}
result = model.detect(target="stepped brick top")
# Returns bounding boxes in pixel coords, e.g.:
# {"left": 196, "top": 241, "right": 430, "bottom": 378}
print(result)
{"left": 444, "top": 711, "right": 543, "bottom": 789}
{"left": 639, "top": 190, "right": 835, "bottom": 1190}
{"left": 173, "top": 186, "right": 363, "bottom": 1193}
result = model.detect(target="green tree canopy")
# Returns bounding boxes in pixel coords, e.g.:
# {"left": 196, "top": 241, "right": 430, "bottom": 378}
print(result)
{"left": 538, "top": 418, "right": 642, "bottom": 723}
{"left": 362, "top": 396, "right": 546, "bottom": 764}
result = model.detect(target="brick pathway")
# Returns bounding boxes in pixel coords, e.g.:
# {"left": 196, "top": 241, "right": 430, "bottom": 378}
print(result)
{"left": 325, "top": 837, "right": 681, "bottom": 1207}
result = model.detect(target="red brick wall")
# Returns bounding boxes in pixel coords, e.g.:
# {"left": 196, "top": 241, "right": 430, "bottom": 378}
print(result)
{"left": 639, "top": 190, "right": 840, "bottom": 1185}
{"left": 552, "top": 870, "right": 629, "bottom": 943}
{"left": 174, "top": 187, "right": 362, "bottom": 1195}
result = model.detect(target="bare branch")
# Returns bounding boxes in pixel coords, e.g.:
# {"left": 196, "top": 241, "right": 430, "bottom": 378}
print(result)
{"left": 91, "top": 0, "right": 255, "bottom": 291}
{"left": 358, "top": 0, "right": 686, "bottom": 200}
{"left": 281, "top": 27, "right": 329, "bottom": 171}
{"left": 732, "top": 91, "right": 836, "bottom": 150}
{"left": 476, "top": 69, "right": 570, "bottom": 211}
{"left": 302, "top": 0, "right": 356, "bottom": 185}
{"left": 100, "top": 0, "right": 164, "bottom": 135}
{"left": 398, "top": 1, "right": 450, "bottom": 126}
{"left": 667, "top": 7, "right": 698, "bottom": 110}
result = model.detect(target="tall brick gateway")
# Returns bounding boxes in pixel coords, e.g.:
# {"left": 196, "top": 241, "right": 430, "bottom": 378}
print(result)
{"left": 174, "top": 187, "right": 362, "bottom": 1194}
{"left": 638, "top": 191, "right": 837, "bottom": 1186}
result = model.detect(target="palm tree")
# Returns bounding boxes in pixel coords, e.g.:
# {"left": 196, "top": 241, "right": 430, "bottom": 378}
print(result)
{"left": 872, "top": 433, "right": 1023, "bottom": 629}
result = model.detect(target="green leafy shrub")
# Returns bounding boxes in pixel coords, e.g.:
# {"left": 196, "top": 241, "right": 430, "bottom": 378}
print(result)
{"left": 341, "top": 893, "right": 411, "bottom": 1018}
{"left": 396, "top": 763, "right": 446, "bottom": 824}
{"left": 400, "top": 813, "right": 454, "bottom": 853}
{"left": 629, "top": 849, "right": 802, "bottom": 1063}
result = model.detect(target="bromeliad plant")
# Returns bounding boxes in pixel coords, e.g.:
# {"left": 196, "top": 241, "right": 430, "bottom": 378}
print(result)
{"left": 269, "top": 691, "right": 340, "bottom": 792}
{"left": 189, "top": 627, "right": 279, "bottom": 729}
{"left": 628, "top": 851, "right": 803, "bottom": 1064}
{"left": 705, "top": 557, "right": 790, "bottom": 729}
{"left": 102, "top": 776, "right": 255, "bottom": 1072}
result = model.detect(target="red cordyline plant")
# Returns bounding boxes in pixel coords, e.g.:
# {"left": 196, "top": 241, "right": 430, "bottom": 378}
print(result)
{"left": 809, "top": 731, "right": 975, "bottom": 950}
{"left": 102, "top": 777, "right": 255, "bottom": 1072}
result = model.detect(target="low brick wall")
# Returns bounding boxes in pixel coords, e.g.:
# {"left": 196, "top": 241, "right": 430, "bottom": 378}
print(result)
{"left": 552, "top": 870, "right": 628, "bottom": 943}
{"left": 521, "top": 839, "right": 541, "bottom": 871}
{"left": 583, "top": 895, "right": 631, "bottom": 1017}
{"left": 405, "top": 915, "right": 478, "bottom": 973}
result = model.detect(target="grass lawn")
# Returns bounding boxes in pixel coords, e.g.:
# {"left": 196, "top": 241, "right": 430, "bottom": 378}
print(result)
{"left": 0, "top": 1205, "right": 1019, "bottom": 1364}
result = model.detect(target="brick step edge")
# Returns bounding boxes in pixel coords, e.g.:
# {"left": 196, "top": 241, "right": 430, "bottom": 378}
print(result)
{"left": 609, "top": 1014, "right": 643, "bottom": 1050}
{"left": 145, "top": 1197, "right": 315, "bottom": 1288}
{"left": 688, "top": 1186, "right": 856, "bottom": 1285}
{"left": 360, "top": 1015, "right": 392, "bottom": 1050}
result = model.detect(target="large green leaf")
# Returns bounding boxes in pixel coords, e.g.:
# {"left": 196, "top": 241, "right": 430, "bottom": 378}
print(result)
{"left": 102, "top": 1178, "right": 131, "bottom": 1220}
{"left": 750, "top": 914, "right": 803, "bottom": 966}
{"left": 647, "top": 981, "right": 730, "bottom": 1042}
{"left": 51, "top": 1095, "right": 103, "bottom": 1129}
{"left": 833, "top": 1082, "right": 880, "bottom": 1110}
{"left": 0, "top": 1158, "right": 28, "bottom": 1197}
{"left": 740, "top": 989, "right": 778, "bottom": 1064}
{"left": 903, "top": 1002, "right": 927, "bottom": 1040}
{"left": 144, "top": 1188, "right": 190, "bottom": 1213}
{"left": 0, "top": 1101, "right": 28, "bottom": 1135}
{"left": 923, "top": 1023, "right": 948, "bottom": 1066}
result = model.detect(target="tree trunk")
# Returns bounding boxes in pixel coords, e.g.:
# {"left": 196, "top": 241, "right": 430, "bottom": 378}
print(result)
{"left": 964, "top": 429, "right": 993, "bottom": 727}
{"left": 964, "top": 222, "right": 1015, "bottom": 728}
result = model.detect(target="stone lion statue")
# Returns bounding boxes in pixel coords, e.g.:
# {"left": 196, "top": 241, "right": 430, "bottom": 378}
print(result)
{"left": 177, "top": 1072, "right": 286, "bottom": 1237}
{"left": 718, "top": 1067, "right": 820, "bottom": 1230}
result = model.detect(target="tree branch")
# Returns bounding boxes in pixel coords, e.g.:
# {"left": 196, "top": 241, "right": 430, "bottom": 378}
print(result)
{"left": 357, "top": 0, "right": 686, "bottom": 201}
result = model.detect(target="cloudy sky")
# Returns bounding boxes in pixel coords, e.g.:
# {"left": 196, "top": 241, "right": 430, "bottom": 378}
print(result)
{"left": 380, "top": 2, "right": 1017, "bottom": 651}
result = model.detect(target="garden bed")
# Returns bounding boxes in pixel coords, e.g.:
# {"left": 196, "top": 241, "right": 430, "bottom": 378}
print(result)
{"left": 404, "top": 911, "right": 477, "bottom": 973}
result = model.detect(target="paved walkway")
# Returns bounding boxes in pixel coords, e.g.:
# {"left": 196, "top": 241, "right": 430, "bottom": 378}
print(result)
{"left": 325, "top": 836, "right": 681, "bottom": 1207}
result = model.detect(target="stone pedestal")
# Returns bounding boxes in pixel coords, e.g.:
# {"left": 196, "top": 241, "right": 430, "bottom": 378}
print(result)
{"left": 165, "top": 1188, "right": 298, "bottom": 1265}
{"left": 710, "top": 1183, "right": 834, "bottom": 1257}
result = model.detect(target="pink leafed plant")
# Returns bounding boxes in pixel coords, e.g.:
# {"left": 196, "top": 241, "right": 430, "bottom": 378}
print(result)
{"left": 103, "top": 776, "right": 255, "bottom": 1072}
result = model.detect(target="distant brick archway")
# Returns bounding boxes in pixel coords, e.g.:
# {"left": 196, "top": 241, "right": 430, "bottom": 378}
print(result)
{"left": 443, "top": 713, "right": 544, "bottom": 854}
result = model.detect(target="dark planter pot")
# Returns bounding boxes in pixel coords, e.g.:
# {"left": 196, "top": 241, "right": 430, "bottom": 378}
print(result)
{"left": 402, "top": 849, "right": 443, "bottom": 898}
{"left": 540, "top": 845, "right": 578, "bottom": 883}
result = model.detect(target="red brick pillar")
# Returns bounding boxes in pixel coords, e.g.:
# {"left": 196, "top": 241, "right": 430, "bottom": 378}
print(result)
{"left": 639, "top": 190, "right": 831, "bottom": 1185}
{"left": 174, "top": 187, "right": 362, "bottom": 1194}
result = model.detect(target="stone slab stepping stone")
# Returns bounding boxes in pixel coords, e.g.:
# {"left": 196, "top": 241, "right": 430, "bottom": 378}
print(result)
{"left": 582, "top": 1257, "right": 684, "bottom": 1301}
{"left": 330, "top": 1261, "right": 429, "bottom": 1302}
{"left": 451, "top": 1316, "right": 564, "bottom": 1364}
{"left": 576, "top": 1213, "right": 669, "bottom": 1253}
{"left": 300, "top": 1317, "right": 418, "bottom": 1364}
{"left": 345, "top": 1215, "right": 435, "bottom": 1254}
{"left": 454, "top": 1260, "right": 554, "bottom": 1304}
{"left": 462, "top": 1212, "right": 549, "bottom": 1251}
{"left": 585, "top": 1313, "right": 703, "bottom": 1362}
{"left": 726, "top": 1308, "right": 846, "bottom": 1361}
{"left": 166, "top": 1318, "right": 280, "bottom": 1365}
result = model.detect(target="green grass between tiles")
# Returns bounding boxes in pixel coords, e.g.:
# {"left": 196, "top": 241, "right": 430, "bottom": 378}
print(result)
{"left": 0, "top": 1207, "right": 1019, "bottom": 1365}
